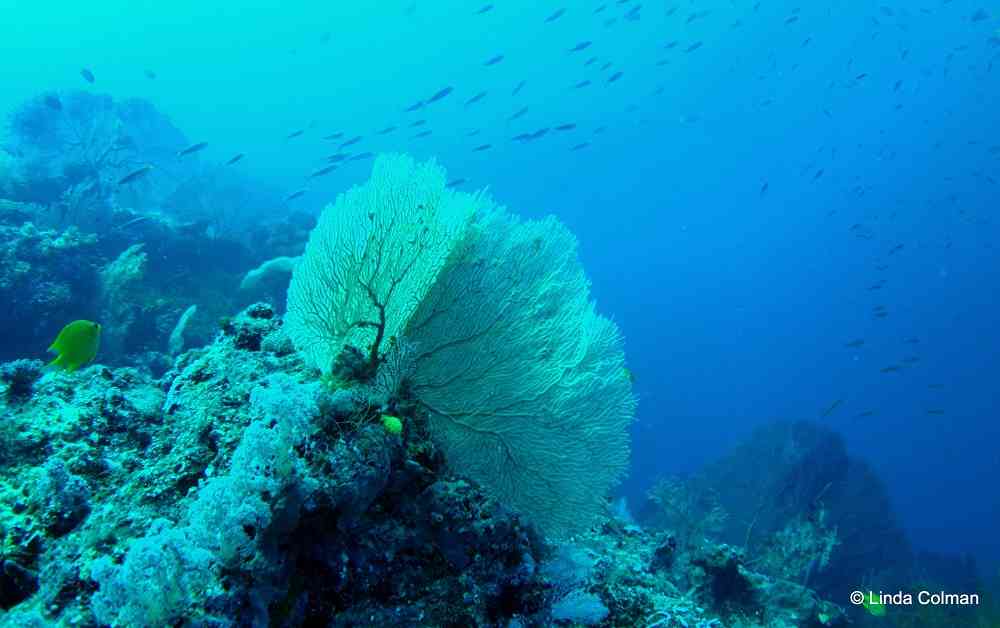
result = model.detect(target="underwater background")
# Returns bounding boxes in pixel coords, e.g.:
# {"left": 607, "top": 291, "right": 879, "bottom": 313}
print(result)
{"left": 1, "top": 0, "right": 999, "bottom": 626}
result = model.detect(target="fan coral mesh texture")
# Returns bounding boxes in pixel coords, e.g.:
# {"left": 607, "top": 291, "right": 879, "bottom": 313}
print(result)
{"left": 285, "top": 153, "right": 477, "bottom": 372}
{"left": 285, "top": 154, "right": 635, "bottom": 538}
{"left": 407, "top": 208, "right": 635, "bottom": 538}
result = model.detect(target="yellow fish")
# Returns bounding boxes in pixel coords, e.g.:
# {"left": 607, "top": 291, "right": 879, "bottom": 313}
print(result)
{"left": 381, "top": 414, "right": 403, "bottom": 436}
{"left": 48, "top": 320, "right": 101, "bottom": 372}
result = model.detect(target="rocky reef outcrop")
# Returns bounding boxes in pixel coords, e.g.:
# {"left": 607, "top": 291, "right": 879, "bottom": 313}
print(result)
{"left": 0, "top": 305, "right": 848, "bottom": 627}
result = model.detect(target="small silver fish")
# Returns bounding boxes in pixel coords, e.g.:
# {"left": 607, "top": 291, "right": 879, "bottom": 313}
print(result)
{"left": 465, "top": 91, "right": 487, "bottom": 107}
{"left": 178, "top": 142, "right": 208, "bottom": 157}
{"left": 118, "top": 165, "right": 153, "bottom": 185}
{"left": 544, "top": 8, "right": 565, "bottom": 23}
{"left": 309, "top": 164, "right": 338, "bottom": 178}
{"left": 426, "top": 87, "right": 453, "bottom": 103}
{"left": 508, "top": 106, "right": 528, "bottom": 121}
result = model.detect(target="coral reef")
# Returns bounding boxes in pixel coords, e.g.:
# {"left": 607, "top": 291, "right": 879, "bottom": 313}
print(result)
{"left": 0, "top": 305, "right": 851, "bottom": 627}
{"left": 6, "top": 98, "right": 968, "bottom": 625}
{"left": 676, "top": 420, "right": 913, "bottom": 604}
{"left": 97, "top": 243, "right": 148, "bottom": 358}
{"left": 640, "top": 422, "right": 996, "bottom": 626}
{"left": 4, "top": 91, "right": 188, "bottom": 228}
{"left": 0, "top": 199, "right": 262, "bottom": 371}
{"left": 0, "top": 220, "right": 101, "bottom": 359}
{"left": 287, "top": 153, "right": 636, "bottom": 539}
{"left": 0, "top": 360, "right": 44, "bottom": 405}
{"left": 0, "top": 89, "right": 309, "bottom": 373}
{"left": 567, "top": 517, "right": 846, "bottom": 628}
{"left": 646, "top": 475, "right": 728, "bottom": 549}
{"left": 4, "top": 89, "right": 284, "bottom": 240}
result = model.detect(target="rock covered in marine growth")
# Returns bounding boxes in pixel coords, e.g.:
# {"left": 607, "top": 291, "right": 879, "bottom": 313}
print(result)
{"left": 553, "top": 516, "right": 847, "bottom": 628}
{"left": 0, "top": 303, "right": 847, "bottom": 627}
{"left": 0, "top": 219, "right": 100, "bottom": 362}
{"left": 0, "top": 304, "right": 549, "bottom": 626}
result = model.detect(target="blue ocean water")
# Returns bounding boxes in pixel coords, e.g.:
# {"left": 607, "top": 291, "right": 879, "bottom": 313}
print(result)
{"left": 2, "top": 0, "right": 998, "bottom": 595}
